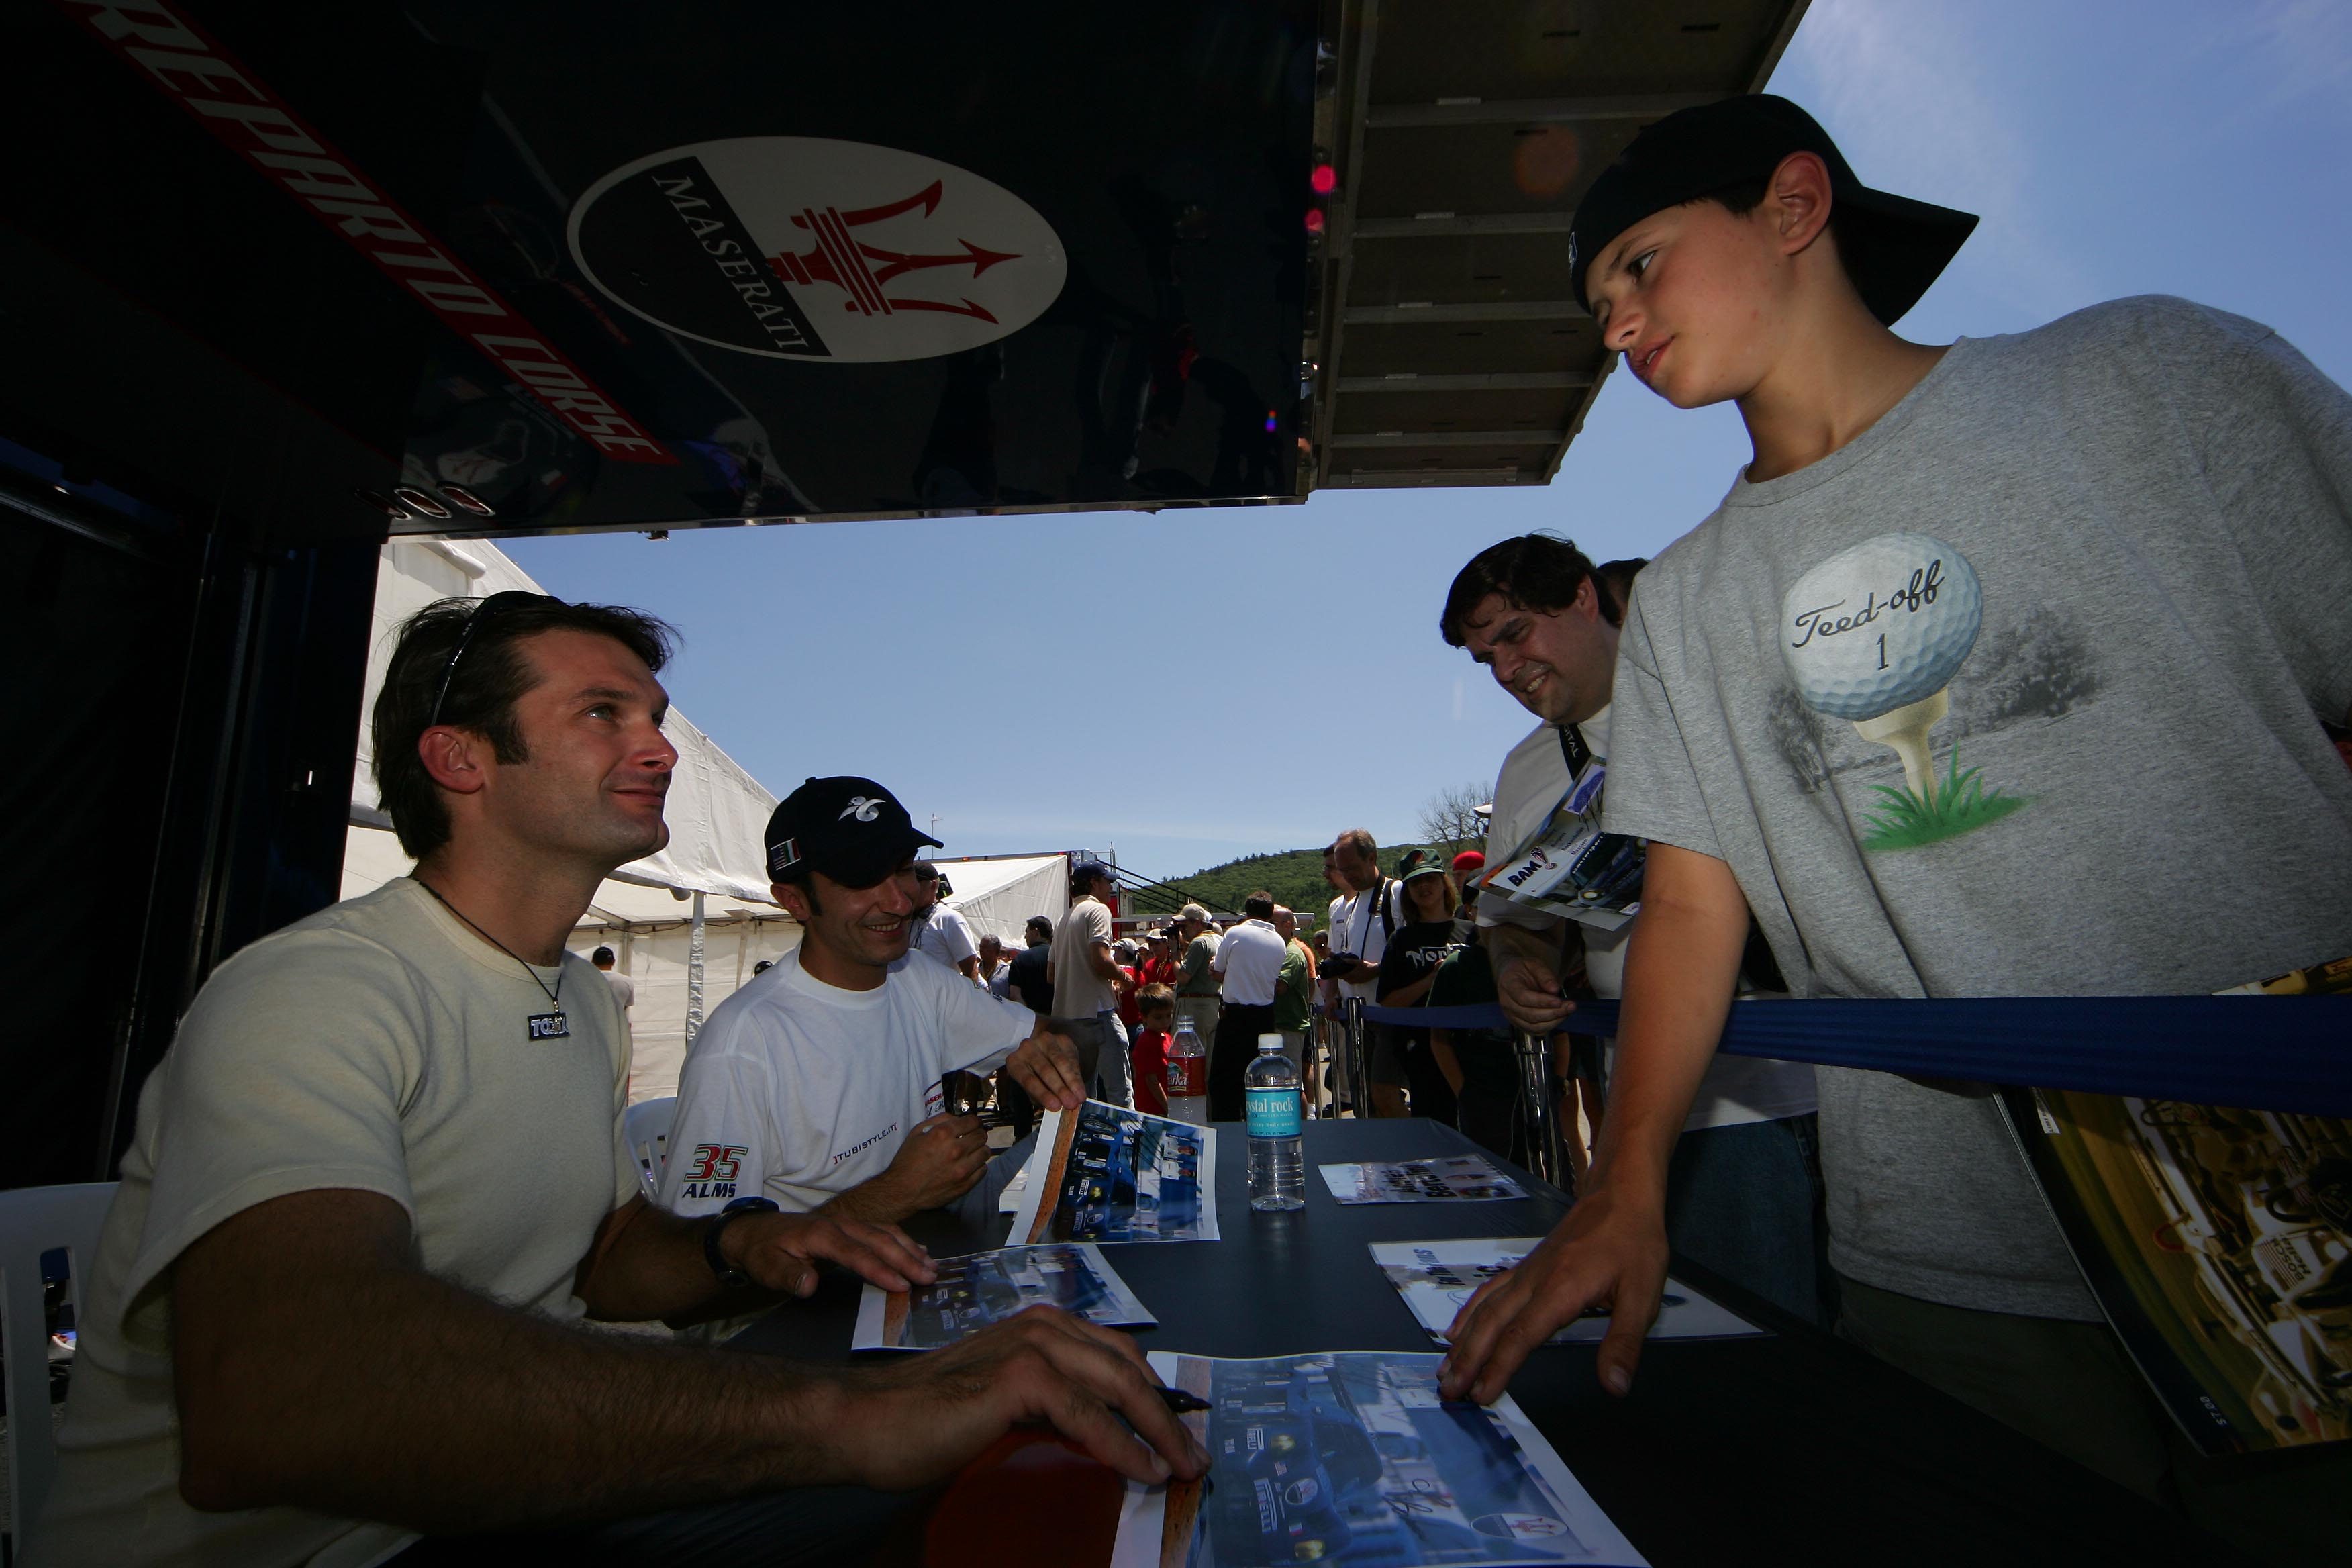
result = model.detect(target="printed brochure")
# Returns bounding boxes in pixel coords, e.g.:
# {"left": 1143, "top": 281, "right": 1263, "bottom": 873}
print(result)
{"left": 852, "top": 1242, "right": 1153, "bottom": 1351}
{"left": 1012, "top": 1099, "right": 1221, "bottom": 1244}
{"left": 1998, "top": 955, "right": 2351, "bottom": 1454}
{"left": 1111, "top": 1350, "right": 1645, "bottom": 1567}
{"left": 1319, "top": 1156, "right": 1527, "bottom": 1205}
{"left": 1477, "top": 751, "right": 1643, "bottom": 932}
{"left": 1370, "top": 1239, "right": 1763, "bottom": 1346}
{"left": 2004, "top": 1088, "right": 2351, "bottom": 1453}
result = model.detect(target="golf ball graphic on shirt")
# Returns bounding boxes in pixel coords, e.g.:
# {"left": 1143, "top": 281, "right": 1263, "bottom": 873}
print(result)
{"left": 1780, "top": 532, "right": 1982, "bottom": 720}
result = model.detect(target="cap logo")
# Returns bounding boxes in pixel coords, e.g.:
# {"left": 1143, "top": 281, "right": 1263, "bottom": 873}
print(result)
{"left": 839, "top": 796, "right": 883, "bottom": 823}
{"left": 769, "top": 837, "right": 799, "bottom": 873}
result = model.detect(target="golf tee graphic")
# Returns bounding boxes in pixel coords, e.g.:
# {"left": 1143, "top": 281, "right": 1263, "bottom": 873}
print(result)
{"left": 1781, "top": 533, "right": 2024, "bottom": 850}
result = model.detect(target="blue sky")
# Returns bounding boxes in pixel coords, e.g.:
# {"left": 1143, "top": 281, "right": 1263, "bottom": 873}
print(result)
{"left": 506, "top": 0, "right": 2352, "bottom": 883}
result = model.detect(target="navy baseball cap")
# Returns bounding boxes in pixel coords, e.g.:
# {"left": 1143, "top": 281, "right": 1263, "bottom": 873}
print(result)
{"left": 1569, "top": 95, "right": 1977, "bottom": 327}
{"left": 764, "top": 776, "right": 941, "bottom": 888}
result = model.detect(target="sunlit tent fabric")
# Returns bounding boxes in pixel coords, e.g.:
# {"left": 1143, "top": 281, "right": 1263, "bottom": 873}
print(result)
{"left": 351, "top": 538, "right": 778, "bottom": 903}
{"left": 932, "top": 854, "right": 1069, "bottom": 947}
{"left": 344, "top": 538, "right": 789, "bottom": 1101}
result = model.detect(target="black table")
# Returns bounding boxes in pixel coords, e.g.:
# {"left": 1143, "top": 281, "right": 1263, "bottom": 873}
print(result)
{"left": 735, "top": 1119, "right": 2241, "bottom": 1567}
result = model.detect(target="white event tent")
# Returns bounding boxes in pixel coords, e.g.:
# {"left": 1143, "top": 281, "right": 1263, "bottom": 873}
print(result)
{"left": 342, "top": 538, "right": 789, "bottom": 1103}
{"left": 925, "top": 854, "right": 1068, "bottom": 948}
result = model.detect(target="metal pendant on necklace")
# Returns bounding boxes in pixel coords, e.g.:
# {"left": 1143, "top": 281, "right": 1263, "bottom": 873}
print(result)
{"left": 528, "top": 1011, "right": 571, "bottom": 1041}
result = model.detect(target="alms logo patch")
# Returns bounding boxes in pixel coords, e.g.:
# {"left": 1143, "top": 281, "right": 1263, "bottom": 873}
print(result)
{"left": 569, "top": 138, "right": 1066, "bottom": 364}
{"left": 677, "top": 1143, "right": 746, "bottom": 1202}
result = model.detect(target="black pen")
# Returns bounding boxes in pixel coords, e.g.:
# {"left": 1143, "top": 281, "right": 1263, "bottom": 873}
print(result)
{"left": 1156, "top": 1385, "right": 1212, "bottom": 1415}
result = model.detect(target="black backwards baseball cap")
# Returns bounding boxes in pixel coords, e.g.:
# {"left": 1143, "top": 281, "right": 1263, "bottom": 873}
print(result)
{"left": 764, "top": 776, "right": 942, "bottom": 888}
{"left": 1569, "top": 95, "right": 1977, "bottom": 327}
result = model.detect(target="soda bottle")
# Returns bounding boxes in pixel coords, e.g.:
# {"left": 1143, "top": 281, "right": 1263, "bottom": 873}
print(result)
{"left": 1246, "top": 1033, "right": 1305, "bottom": 1210}
{"left": 1165, "top": 1009, "right": 1208, "bottom": 1125}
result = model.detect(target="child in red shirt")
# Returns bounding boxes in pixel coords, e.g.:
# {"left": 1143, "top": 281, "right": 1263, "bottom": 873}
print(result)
{"left": 1128, "top": 984, "right": 1177, "bottom": 1116}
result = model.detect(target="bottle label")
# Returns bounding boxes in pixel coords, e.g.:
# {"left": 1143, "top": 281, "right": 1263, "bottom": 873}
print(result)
{"left": 1246, "top": 1087, "right": 1301, "bottom": 1138}
{"left": 1165, "top": 1055, "right": 1205, "bottom": 1099}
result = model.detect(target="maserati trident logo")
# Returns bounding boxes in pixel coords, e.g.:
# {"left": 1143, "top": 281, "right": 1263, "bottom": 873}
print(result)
{"left": 569, "top": 138, "right": 1066, "bottom": 364}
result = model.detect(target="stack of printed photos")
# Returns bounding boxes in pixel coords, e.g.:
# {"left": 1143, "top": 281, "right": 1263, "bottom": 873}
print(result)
{"left": 886, "top": 1101, "right": 1661, "bottom": 1563}
{"left": 1370, "top": 1239, "right": 1764, "bottom": 1347}
{"left": 1112, "top": 1351, "right": 1647, "bottom": 1567}
{"left": 853, "top": 1242, "right": 1153, "bottom": 1351}
{"left": 1320, "top": 1155, "right": 1527, "bottom": 1205}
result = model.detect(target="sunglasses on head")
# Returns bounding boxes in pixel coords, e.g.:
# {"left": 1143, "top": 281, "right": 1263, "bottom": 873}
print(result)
{"left": 426, "top": 591, "right": 565, "bottom": 731}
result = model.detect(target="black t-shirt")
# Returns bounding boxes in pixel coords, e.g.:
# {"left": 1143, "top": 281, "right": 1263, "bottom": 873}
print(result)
{"left": 1007, "top": 942, "right": 1055, "bottom": 1014}
{"left": 1375, "top": 921, "right": 1457, "bottom": 1028}
{"left": 1427, "top": 942, "right": 1517, "bottom": 1096}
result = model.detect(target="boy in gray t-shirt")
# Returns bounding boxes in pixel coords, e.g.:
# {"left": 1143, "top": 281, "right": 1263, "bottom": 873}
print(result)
{"left": 1438, "top": 95, "right": 2351, "bottom": 1548}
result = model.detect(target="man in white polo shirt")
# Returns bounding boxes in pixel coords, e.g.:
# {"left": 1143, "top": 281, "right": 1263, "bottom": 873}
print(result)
{"left": 661, "top": 777, "right": 1077, "bottom": 1226}
{"left": 1442, "top": 534, "right": 1823, "bottom": 1323}
{"left": 1206, "top": 891, "right": 1287, "bottom": 1120}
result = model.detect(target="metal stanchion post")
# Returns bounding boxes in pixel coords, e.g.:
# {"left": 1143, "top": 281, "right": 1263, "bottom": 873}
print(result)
{"left": 1342, "top": 997, "right": 1371, "bottom": 1120}
{"left": 1514, "top": 1029, "right": 1569, "bottom": 1191}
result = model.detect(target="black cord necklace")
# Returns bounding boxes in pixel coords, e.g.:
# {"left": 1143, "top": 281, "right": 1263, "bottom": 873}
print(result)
{"left": 414, "top": 876, "right": 573, "bottom": 1040}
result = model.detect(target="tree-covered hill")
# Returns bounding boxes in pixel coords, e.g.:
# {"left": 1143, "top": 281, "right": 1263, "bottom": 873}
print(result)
{"left": 1118, "top": 840, "right": 1457, "bottom": 931}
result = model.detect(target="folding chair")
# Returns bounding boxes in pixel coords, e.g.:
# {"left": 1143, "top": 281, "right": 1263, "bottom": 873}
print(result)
{"left": 622, "top": 1097, "right": 677, "bottom": 1203}
{"left": 2, "top": 1181, "right": 117, "bottom": 1557}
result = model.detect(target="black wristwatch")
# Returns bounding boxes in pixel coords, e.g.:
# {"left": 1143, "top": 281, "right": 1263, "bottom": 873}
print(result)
{"left": 703, "top": 1195, "right": 781, "bottom": 1289}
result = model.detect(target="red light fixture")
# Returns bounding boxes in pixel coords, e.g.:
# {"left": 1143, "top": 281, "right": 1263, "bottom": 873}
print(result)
{"left": 1304, "top": 209, "right": 1326, "bottom": 236}
{"left": 1310, "top": 162, "right": 1338, "bottom": 195}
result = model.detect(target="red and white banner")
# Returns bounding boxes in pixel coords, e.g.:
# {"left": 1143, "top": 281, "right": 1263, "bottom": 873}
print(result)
{"left": 58, "top": 1, "right": 677, "bottom": 465}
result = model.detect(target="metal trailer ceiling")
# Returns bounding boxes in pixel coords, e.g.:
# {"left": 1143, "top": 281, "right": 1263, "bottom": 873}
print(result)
{"left": 1302, "top": 0, "right": 1809, "bottom": 495}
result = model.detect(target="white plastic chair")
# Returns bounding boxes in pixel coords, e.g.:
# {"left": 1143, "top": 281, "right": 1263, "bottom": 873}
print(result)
{"left": 623, "top": 1097, "right": 677, "bottom": 1203}
{"left": 3, "top": 1181, "right": 117, "bottom": 1554}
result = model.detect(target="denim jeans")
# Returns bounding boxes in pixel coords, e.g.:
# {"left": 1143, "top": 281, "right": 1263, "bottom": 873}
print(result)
{"left": 1662, "top": 1112, "right": 1827, "bottom": 1326}
{"left": 1052, "top": 1010, "right": 1133, "bottom": 1108}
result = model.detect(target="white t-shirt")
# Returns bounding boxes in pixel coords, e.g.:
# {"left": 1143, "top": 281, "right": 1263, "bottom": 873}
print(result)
{"left": 1050, "top": 897, "right": 1118, "bottom": 1017}
{"left": 1214, "top": 920, "right": 1286, "bottom": 1006}
{"left": 602, "top": 968, "right": 636, "bottom": 1009}
{"left": 910, "top": 902, "right": 979, "bottom": 972}
{"left": 657, "top": 946, "right": 1032, "bottom": 1216}
{"left": 1480, "top": 705, "right": 1816, "bottom": 1132}
{"left": 1328, "top": 879, "right": 1402, "bottom": 1000}
{"left": 36, "top": 877, "right": 634, "bottom": 1568}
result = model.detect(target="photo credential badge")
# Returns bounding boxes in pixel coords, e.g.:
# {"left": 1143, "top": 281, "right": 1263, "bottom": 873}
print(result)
{"left": 569, "top": 138, "right": 1067, "bottom": 364}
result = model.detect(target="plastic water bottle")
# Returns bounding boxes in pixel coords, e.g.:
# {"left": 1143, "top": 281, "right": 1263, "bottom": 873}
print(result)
{"left": 1246, "top": 1033, "right": 1305, "bottom": 1210}
{"left": 1165, "top": 1010, "right": 1208, "bottom": 1125}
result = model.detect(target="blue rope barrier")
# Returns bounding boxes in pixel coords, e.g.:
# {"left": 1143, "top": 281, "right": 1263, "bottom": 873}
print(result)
{"left": 1349, "top": 995, "right": 2351, "bottom": 1115}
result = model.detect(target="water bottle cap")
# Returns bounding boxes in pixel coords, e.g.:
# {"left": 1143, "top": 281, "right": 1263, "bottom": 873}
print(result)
{"left": 1257, "top": 1033, "right": 1283, "bottom": 1051}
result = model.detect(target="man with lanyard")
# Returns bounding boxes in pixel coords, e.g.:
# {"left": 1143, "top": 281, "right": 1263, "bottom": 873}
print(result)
{"left": 907, "top": 860, "right": 981, "bottom": 983}
{"left": 660, "top": 777, "right": 1062, "bottom": 1228}
{"left": 36, "top": 593, "right": 1202, "bottom": 1567}
{"left": 1322, "top": 829, "right": 1402, "bottom": 1116}
{"left": 1441, "top": 535, "right": 1823, "bottom": 1324}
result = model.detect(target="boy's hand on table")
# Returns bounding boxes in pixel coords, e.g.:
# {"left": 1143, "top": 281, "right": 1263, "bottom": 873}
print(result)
{"left": 1438, "top": 1176, "right": 1668, "bottom": 1406}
